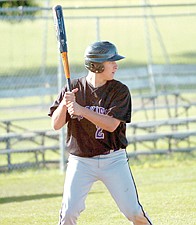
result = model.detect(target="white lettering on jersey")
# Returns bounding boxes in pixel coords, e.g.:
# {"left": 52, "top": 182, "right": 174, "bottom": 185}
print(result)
{"left": 85, "top": 106, "right": 107, "bottom": 139}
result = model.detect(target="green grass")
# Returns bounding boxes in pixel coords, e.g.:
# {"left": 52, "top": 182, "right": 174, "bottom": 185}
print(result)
{"left": 0, "top": 153, "right": 195, "bottom": 225}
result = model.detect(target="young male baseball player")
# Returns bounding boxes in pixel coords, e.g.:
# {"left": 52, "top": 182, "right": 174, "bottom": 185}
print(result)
{"left": 48, "top": 41, "right": 153, "bottom": 225}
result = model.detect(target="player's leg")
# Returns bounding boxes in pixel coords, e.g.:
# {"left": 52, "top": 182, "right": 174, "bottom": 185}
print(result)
{"left": 99, "top": 150, "right": 153, "bottom": 225}
{"left": 58, "top": 154, "right": 97, "bottom": 225}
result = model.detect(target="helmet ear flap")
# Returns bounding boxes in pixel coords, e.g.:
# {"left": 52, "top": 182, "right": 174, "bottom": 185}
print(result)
{"left": 85, "top": 60, "right": 104, "bottom": 73}
{"left": 90, "top": 63, "right": 95, "bottom": 70}
{"left": 90, "top": 63, "right": 104, "bottom": 73}
{"left": 98, "top": 64, "right": 105, "bottom": 73}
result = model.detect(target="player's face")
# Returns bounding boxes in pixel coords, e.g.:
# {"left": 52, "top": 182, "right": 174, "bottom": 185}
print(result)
{"left": 102, "top": 61, "right": 118, "bottom": 80}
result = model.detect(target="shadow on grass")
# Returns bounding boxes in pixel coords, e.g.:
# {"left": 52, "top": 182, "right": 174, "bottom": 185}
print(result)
{"left": 0, "top": 191, "right": 104, "bottom": 204}
{"left": 0, "top": 193, "right": 62, "bottom": 204}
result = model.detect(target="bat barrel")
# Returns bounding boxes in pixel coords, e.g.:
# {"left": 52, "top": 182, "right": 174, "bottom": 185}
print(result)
{"left": 53, "top": 5, "right": 68, "bottom": 53}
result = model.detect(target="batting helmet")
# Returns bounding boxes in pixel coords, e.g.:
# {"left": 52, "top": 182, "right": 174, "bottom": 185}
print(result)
{"left": 84, "top": 41, "right": 125, "bottom": 73}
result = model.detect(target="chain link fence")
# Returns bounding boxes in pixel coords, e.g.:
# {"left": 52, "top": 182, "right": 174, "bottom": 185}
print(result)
{"left": 0, "top": 2, "right": 196, "bottom": 100}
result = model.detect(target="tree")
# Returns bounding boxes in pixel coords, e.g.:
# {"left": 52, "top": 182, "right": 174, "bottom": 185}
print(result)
{"left": 0, "top": 0, "right": 38, "bottom": 8}
{"left": 0, "top": 0, "right": 39, "bottom": 17}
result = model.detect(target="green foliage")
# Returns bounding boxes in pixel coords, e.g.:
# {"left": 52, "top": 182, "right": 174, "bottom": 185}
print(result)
{"left": 0, "top": 0, "right": 38, "bottom": 17}
{"left": 0, "top": 0, "right": 37, "bottom": 8}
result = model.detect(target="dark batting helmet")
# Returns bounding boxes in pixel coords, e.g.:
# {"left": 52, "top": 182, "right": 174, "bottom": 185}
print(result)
{"left": 84, "top": 41, "right": 125, "bottom": 73}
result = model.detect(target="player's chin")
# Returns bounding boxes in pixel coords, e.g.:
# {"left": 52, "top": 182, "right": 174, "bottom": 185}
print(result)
{"left": 109, "top": 73, "right": 115, "bottom": 79}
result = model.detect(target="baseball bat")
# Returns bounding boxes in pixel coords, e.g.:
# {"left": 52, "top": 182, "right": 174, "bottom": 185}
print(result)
{"left": 52, "top": 5, "right": 71, "bottom": 91}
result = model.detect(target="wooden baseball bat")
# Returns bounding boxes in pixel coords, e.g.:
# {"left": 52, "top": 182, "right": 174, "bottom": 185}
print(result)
{"left": 52, "top": 5, "right": 71, "bottom": 91}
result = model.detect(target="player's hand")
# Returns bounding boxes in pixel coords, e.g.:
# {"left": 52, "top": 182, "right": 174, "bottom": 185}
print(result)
{"left": 63, "top": 88, "right": 78, "bottom": 105}
{"left": 64, "top": 88, "right": 81, "bottom": 116}
{"left": 67, "top": 101, "right": 82, "bottom": 116}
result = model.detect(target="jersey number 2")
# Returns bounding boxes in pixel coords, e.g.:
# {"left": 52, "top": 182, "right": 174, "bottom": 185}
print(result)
{"left": 95, "top": 126, "right": 104, "bottom": 139}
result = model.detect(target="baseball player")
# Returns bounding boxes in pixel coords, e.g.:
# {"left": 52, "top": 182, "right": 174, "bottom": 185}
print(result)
{"left": 48, "top": 41, "right": 153, "bottom": 225}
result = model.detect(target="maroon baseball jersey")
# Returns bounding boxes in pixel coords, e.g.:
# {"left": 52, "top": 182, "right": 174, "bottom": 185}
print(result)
{"left": 48, "top": 76, "right": 132, "bottom": 157}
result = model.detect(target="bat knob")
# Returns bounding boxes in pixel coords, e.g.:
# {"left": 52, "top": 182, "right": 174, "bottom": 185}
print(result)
{"left": 71, "top": 115, "right": 78, "bottom": 119}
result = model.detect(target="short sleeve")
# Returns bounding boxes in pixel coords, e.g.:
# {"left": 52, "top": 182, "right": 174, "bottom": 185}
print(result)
{"left": 107, "top": 84, "right": 132, "bottom": 123}
{"left": 48, "top": 86, "right": 66, "bottom": 117}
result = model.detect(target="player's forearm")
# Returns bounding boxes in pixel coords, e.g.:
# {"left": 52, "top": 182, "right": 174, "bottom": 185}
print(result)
{"left": 51, "top": 102, "right": 67, "bottom": 130}
{"left": 80, "top": 106, "right": 120, "bottom": 132}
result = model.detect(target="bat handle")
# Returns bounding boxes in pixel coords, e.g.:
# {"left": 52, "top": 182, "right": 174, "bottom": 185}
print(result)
{"left": 66, "top": 78, "right": 72, "bottom": 92}
{"left": 61, "top": 52, "right": 70, "bottom": 79}
{"left": 66, "top": 79, "right": 78, "bottom": 120}
{"left": 61, "top": 52, "right": 77, "bottom": 119}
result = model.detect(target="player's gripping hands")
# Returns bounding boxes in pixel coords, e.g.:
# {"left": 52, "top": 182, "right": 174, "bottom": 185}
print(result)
{"left": 65, "top": 88, "right": 120, "bottom": 132}
{"left": 64, "top": 88, "right": 81, "bottom": 116}
{"left": 51, "top": 88, "right": 78, "bottom": 130}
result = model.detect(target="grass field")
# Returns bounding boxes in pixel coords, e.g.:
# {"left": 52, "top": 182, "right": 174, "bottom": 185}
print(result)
{"left": 0, "top": 153, "right": 196, "bottom": 225}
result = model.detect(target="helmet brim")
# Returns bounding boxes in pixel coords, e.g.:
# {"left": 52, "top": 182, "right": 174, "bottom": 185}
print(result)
{"left": 108, "top": 54, "right": 125, "bottom": 61}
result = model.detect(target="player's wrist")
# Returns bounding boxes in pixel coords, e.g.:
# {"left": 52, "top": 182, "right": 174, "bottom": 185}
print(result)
{"left": 79, "top": 105, "right": 88, "bottom": 117}
{"left": 60, "top": 101, "right": 67, "bottom": 110}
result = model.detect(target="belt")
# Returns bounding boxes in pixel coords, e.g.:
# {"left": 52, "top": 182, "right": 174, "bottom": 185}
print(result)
{"left": 102, "top": 149, "right": 120, "bottom": 155}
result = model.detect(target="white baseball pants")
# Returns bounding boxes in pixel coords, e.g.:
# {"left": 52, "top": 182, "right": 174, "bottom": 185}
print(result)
{"left": 58, "top": 150, "right": 153, "bottom": 225}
